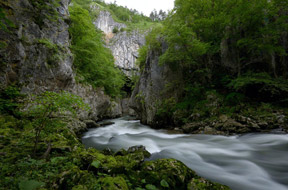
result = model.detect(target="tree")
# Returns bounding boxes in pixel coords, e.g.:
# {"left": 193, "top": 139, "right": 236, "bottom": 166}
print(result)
{"left": 25, "top": 91, "right": 89, "bottom": 158}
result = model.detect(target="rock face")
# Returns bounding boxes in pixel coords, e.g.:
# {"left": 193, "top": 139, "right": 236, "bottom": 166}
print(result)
{"left": 94, "top": 10, "right": 145, "bottom": 77}
{"left": 130, "top": 48, "right": 184, "bottom": 127}
{"left": 108, "top": 30, "right": 145, "bottom": 76}
{"left": 0, "top": 0, "right": 121, "bottom": 121}
{"left": 94, "top": 10, "right": 126, "bottom": 34}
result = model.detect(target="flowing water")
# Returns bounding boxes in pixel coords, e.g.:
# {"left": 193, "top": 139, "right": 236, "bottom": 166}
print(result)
{"left": 82, "top": 117, "right": 288, "bottom": 190}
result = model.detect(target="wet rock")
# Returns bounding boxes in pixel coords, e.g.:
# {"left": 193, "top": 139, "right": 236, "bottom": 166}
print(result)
{"left": 219, "top": 115, "right": 228, "bottom": 123}
{"left": 99, "top": 121, "right": 115, "bottom": 127}
{"left": 188, "top": 177, "right": 230, "bottom": 190}
{"left": 84, "top": 120, "right": 100, "bottom": 128}
{"left": 182, "top": 122, "right": 202, "bottom": 133}
{"left": 67, "top": 119, "right": 87, "bottom": 135}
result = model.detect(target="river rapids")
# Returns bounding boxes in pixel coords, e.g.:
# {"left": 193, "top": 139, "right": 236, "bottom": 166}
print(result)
{"left": 82, "top": 117, "right": 288, "bottom": 190}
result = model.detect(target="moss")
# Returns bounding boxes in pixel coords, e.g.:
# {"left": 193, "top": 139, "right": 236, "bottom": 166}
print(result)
{"left": 188, "top": 178, "right": 230, "bottom": 190}
{"left": 140, "top": 159, "right": 194, "bottom": 189}
{"left": 37, "top": 38, "right": 65, "bottom": 66}
{"left": 96, "top": 176, "right": 129, "bottom": 190}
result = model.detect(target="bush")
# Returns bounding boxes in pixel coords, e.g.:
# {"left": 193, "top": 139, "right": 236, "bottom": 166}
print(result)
{"left": 25, "top": 91, "right": 88, "bottom": 157}
{"left": 224, "top": 92, "right": 245, "bottom": 106}
{"left": 228, "top": 72, "right": 288, "bottom": 102}
{"left": 0, "top": 86, "right": 23, "bottom": 116}
{"left": 112, "top": 27, "right": 119, "bottom": 33}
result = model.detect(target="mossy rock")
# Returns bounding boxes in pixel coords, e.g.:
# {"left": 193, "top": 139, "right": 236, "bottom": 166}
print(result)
{"left": 139, "top": 159, "right": 194, "bottom": 189}
{"left": 188, "top": 178, "right": 230, "bottom": 190}
{"left": 96, "top": 176, "right": 128, "bottom": 190}
{"left": 100, "top": 146, "right": 151, "bottom": 174}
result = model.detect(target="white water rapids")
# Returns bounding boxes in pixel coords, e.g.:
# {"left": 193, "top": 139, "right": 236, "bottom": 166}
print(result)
{"left": 82, "top": 117, "right": 288, "bottom": 190}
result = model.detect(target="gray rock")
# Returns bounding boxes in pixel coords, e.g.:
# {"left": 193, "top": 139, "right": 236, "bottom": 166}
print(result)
{"left": 99, "top": 121, "right": 115, "bottom": 127}
{"left": 93, "top": 10, "right": 145, "bottom": 77}
{"left": 84, "top": 120, "right": 100, "bottom": 128}
{"left": 130, "top": 47, "right": 184, "bottom": 127}
{"left": 0, "top": 0, "right": 125, "bottom": 132}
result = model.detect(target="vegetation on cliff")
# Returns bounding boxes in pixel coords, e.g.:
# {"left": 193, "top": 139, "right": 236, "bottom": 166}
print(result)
{"left": 69, "top": 1, "right": 125, "bottom": 97}
{"left": 137, "top": 0, "right": 288, "bottom": 133}
{"left": 89, "top": 0, "right": 160, "bottom": 32}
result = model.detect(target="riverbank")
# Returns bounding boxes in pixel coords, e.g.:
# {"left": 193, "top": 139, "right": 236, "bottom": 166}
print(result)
{"left": 0, "top": 114, "right": 229, "bottom": 190}
{"left": 82, "top": 117, "right": 288, "bottom": 190}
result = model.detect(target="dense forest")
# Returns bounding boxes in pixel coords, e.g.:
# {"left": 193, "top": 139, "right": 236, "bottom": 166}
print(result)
{"left": 0, "top": 0, "right": 287, "bottom": 189}
{"left": 137, "top": 0, "right": 288, "bottom": 133}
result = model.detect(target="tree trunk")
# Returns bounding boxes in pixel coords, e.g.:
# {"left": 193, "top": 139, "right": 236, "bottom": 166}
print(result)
{"left": 41, "top": 141, "right": 52, "bottom": 160}
{"left": 271, "top": 52, "right": 278, "bottom": 78}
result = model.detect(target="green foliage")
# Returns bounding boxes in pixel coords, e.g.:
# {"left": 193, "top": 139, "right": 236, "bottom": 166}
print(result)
{"left": 0, "top": 86, "right": 23, "bottom": 116}
{"left": 146, "top": 25, "right": 164, "bottom": 52}
{"left": 112, "top": 27, "right": 119, "bottom": 33}
{"left": 160, "top": 179, "right": 169, "bottom": 188}
{"left": 224, "top": 92, "right": 245, "bottom": 106}
{"left": 69, "top": 3, "right": 125, "bottom": 97}
{"left": 28, "top": 0, "right": 61, "bottom": 28}
{"left": 91, "top": 160, "right": 101, "bottom": 169}
{"left": 37, "top": 38, "right": 63, "bottom": 65}
{"left": 18, "top": 179, "right": 45, "bottom": 190}
{"left": 136, "top": 25, "right": 164, "bottom": 69}
{"left": 228, "top": 72, "right": 288, "bottom": 102}
{"left": 25, "top": 91, "right": 89, "bottom": 156}
{"left": 0, "top": 7, "right": 14, "bottom": 32}
{"left": 145, "top": 184, "right": 158, "bottom": 190}
{"left": 136, "top": 0, "right": 288, "bottom": 127}
{"left": 137, "top": 45, "right": 148, "bottom": 69}
{"left": 155, "top": 97, "right": 177, "bottom": 126}
{"left": 90, "top": 0, "right": 157, "bottom": 32}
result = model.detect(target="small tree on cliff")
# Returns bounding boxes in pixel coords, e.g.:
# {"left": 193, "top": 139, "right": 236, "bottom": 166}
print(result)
{"left": 25, "top": 91, "right": 89, "bottom": 158}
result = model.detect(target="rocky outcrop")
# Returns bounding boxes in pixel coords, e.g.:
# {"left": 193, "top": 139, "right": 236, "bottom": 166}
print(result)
{"left": 0, "top": 0, "right": 121, "bottom": 122}
{"left": 108, "top": 30, "right": 145, "bottom": 76}
{"left": 130, "top": 47, "right": 184, "bottom": 127}
{"left": 182, "top": 113, "right": 288, "bottom": 135}
{"left": 94, "top": 10, "right": 126, "bottom": 35}
{"left": 93, "top": 10, "right": 145, "bottom": 77}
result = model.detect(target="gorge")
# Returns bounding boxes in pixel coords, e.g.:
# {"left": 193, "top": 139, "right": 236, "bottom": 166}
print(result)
{"left": 1, "top": 0, "right": 288, "bottom": 189}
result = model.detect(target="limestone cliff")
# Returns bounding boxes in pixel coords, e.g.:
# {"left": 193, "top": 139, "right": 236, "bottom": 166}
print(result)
{"left": 0, "top": 0, "right": 121, "bottom": 121}
{"left": 93, "top": 10, "right": 145, "bottom": 77}
{"left": 130, "top": 46, "right": 184, "bottom": 127}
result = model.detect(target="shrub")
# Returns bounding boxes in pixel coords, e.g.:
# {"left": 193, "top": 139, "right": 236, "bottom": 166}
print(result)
{"left": 0, "top": 86, "right": 23, "bottom": 116}
{"left": 112, "top": 27, "right": 119, "bottom": 33}
{"left": 25, "top": 91, "right": 89, "bottom": 158}
{"left": 228, "top": 72, "right": 288, "bottom": 102}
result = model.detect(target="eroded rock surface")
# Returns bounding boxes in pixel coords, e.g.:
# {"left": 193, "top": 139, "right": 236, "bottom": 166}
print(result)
{"left": 0, "top": 0, "right": 121, "bottom": 123}
{"left": 93, "top": 10, "right": 145, "bottom": 77}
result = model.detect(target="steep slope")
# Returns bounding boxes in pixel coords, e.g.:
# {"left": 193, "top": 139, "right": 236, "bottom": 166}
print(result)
{"left": 0, "top": 0, "right": 121, "bottom": 121}
{"left": 130, "top": 0, "right": 288, "bottom": 133}
{"left": 130, "top": 48, "right": 184, "bottom": 127}
{"left": 93, "top": 9, "right": 145, "bottom": 77}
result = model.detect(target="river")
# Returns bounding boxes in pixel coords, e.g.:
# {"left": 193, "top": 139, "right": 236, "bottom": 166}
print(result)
{"left": 82, "top": 117, "right": 288, "bottom": 190}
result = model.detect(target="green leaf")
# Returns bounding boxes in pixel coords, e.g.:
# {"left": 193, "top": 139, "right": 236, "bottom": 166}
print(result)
{"left": 19, "top": 180, "right": 45, "bottom": 190}
{"left": 91, "top": 160, "right": 101, "bottom": 168}
{"left": 160, "top": 179, "right": 169, "bottom": 188}
{"left": 145, "top": 184, "right": 158, "bottom": 190}
{"left": 141, "top": 179, "right": 146, "bottom": 183}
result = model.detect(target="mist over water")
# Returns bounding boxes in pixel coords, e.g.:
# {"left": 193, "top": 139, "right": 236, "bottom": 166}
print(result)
{"left": 82, "top": 117, "right": 288, "bottom": 190}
